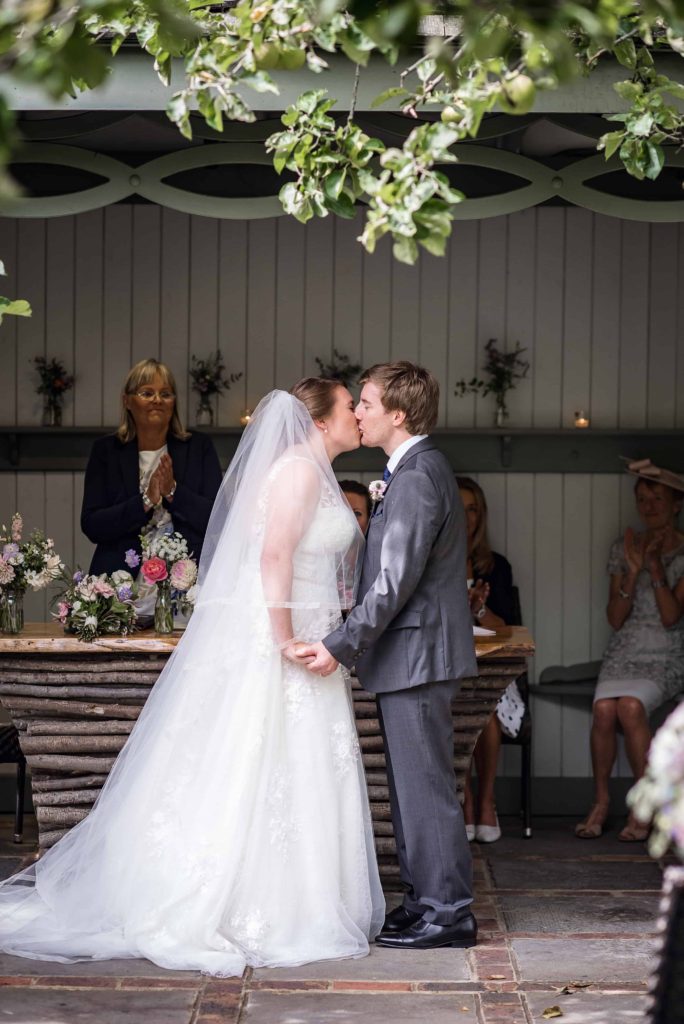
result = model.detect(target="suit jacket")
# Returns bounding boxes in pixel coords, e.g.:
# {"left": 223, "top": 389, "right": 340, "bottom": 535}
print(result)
{"left": 324, "top": 438, "right": 477, "bottom": 693}
{"left": 82, "top": 432, "right": 222, "bottom": 577}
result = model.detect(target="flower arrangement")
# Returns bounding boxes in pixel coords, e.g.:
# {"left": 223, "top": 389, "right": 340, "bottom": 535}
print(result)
{"left": 454, "top": 339, "right": 530, "bottom": 425}
{"left": 629, "top": 702, "right": 684, "bottom": 861}
{"left": 132, "top": 531, "right": 198, "bottom": 632}
{"left": 315, "top": 349, "right": 363, "bottom": 388}
{"left": 189, "top": 350, "right": 242, "bottom": 426}
{"left": 0, "top": 514, "right": 65, "bottom": 633}
{"left": 368, "top": 480, "right": 387, "bottom": 505}
{"left": 33, "top": 355, "right": 74, "bottom": 426}
{"left": 55, "top": 570, "right": 137, "bottom": 642}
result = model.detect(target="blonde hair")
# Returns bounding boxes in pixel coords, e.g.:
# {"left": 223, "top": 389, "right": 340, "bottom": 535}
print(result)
{"left": 290, "top": 377, "right": 344, "bottom": 422}
{"left": 359, "top": 361, "right": 439, "bottom": 435}
{"left": 456, "top": 476, "right": 495, "bottom": 575}
{"left": 117, "top": 359, "right": 189, "bottom": 443}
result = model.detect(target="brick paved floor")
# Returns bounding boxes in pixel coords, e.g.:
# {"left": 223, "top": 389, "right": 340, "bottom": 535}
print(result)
{"left": 0, "top": 814, "right": 661, "bottom": 1023}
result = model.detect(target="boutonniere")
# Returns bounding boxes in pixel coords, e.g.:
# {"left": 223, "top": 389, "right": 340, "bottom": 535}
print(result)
{"left": 369, "top": 480, "right": 387, "bottom": 504}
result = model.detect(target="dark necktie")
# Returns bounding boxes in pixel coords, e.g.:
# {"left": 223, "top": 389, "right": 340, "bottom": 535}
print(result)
{"left": 383, "top": 466, "right": 391, "bottom": 483}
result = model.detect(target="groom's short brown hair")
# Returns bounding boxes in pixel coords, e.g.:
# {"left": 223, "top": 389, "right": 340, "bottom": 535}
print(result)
{"left": 359, "top": 361, "right": 439, "bottom": 435}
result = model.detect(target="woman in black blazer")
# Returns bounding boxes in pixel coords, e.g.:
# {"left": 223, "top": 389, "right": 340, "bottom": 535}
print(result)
{"left": 82, "top": 359, "right": 222, "bottom": 577}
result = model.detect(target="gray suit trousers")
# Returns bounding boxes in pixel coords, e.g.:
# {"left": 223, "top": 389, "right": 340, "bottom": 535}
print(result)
{"left": 377, "top": 679, "right": 473, "bottom": 924}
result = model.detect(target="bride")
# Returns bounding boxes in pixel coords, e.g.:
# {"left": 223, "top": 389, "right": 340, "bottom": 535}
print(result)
{"left": 0, "top": 379, "right": 385, "bottom": 976}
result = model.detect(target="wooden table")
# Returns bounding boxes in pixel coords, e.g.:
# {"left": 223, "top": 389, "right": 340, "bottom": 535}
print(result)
{"left": 0, "top": 624, "right": 534, "bottom": 880}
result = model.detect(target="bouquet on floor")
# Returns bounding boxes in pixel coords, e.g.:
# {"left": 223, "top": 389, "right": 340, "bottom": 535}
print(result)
{"left": 54, "top": 569, "right": 138, "bottom": 642}
{"left": 0, "top": 513, "right": 64, "bottom": 595}
{"left": 629, "top": 702, "right": 684, "bottom": 862}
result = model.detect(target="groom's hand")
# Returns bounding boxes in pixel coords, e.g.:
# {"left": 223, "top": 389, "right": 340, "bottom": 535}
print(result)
{"left": 297, "top": 642, "right": 339, "bottom": 677}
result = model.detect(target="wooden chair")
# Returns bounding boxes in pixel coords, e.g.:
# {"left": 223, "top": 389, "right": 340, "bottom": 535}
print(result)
{"left": 500, "top": 585, "right": 533, "bottom": 838}
{"left": 0, "top": 725, "right": 26, "bottom": 843}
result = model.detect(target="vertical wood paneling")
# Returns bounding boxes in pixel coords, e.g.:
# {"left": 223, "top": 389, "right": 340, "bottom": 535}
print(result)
{"left": 562, "top": 210, "right": 593, "bottom": 427}
{"left": 590, "top": 216, "right": 621, "bottom": 428}
{"left": 419, "top": 252, "right": 449, "bottom": 423}
{"left": 188, "top": 217, "right": 219, "bottom": 423}
{"left": 274, "top": 217, "right": 305, "bottom": 393}
{"left": 102, "top": 207, "right": 132, "bottom": 424}
{"left": 74, "top": 210, "right": 104, "bottom": 426}
{"left": 361, "top": 240, "right": 391, "bottom": 369}
{"left": 590, "top": 475, "right": 620, "bottom": 661}
{"left": 533, "top": 210, "right": 564, "bottom": 426}
{"left": 73, "top": 471, "right": 94, "bottom": 574}
{"left": 446, "top": 221, "right": 479, "bottom": 427}
{"left": 390, "top": 256, "right": 420, "bottom": 362}
{"left": 0, "top": 218, "right": 18, "bottom": 425}
{"left": 505, "top": 211, "right": 535, "bottom": 426}
{"left": 131, "top": 206, "right": 161, "bottom": 365}
{"left": 46, "top": 218, "right": 75, "bottom": 426}
{"left": 303, "top": 218, "right": 334, "bottom": 375}
{"left": 647, "top": 223, "right": 678, "bottom": 427}
{"left": 476, "top": 219, "right": 507, "bottom": 428}
{"left": 246, "top": 220, "right": 276, "bottom": 406}
{"left": 333, "top": 215, "right": 363, "bottom": 376}
{"left": 218, "top": 219, "right": 248, "bottom": 424}
{"left": 160, "top": 210, "right": 191, "bottom": 422}
{"left": 16, "top": 221, "right": 46, "bottom": 423}
{"left": 532, "top": 474, "right": 563, "bottom": 776}
{"left": 619, "top": 221, "right": 649, "bottom": 428}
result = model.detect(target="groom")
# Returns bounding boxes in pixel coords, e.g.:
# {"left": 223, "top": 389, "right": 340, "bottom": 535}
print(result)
{"left": 300, "top": 361, "right": 478, "bottom": 949}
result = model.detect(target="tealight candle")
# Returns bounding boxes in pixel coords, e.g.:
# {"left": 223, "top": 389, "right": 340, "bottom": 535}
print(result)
{"left": 239, "top": 409, "right": 252, "bottom": 427}
{"left": 574, "top": 410, "right": 590, "bottom": 428}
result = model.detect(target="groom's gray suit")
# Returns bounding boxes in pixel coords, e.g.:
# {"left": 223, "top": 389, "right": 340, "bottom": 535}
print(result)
{"left": 324, "top": 437, "right": 477, "bottom": 924}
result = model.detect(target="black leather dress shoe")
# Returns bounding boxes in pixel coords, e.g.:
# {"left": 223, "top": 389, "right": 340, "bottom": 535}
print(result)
{"left": 380, "top": 906, "right": 423, "bottom": 934}
{"left": 375, "top": 913, "right": 477, "bottom": 949}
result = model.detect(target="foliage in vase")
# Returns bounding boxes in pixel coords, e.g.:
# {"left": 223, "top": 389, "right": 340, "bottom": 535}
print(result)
{"left": 33, "top": 355, "right": 74, "bottom": 410}
{"left": 454, "top": 339, "right": 530, "bottom": 419}
{"left": 190, "top": 350, "right": 242, "bottom": 405}
{"left": 629, "top": 702, "right": 684, "bottom": 862}
{"left": 5, "top": 2, "right": 684, "bottom": 263}
{"left": 0, "top": 513, "right": 64, "bottom": 595}
{"left": 314, "top": 348, "right": 363, "bottom": 387}
{"left": 54, "top": 569, "right": 137, "bottom": 642}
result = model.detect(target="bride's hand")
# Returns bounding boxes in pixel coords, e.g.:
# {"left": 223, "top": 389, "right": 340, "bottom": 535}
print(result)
{"left": 281, "top": 642, "right": 315, "bottom": 665}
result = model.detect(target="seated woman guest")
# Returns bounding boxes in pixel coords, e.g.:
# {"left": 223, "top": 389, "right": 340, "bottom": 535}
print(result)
{"left": 81, "top": 360, "right": 222, "bottom": 598}
{"left": 339, "top": 479, "right": 372, "bottom": 534}
{"left": 457, "top": 477, "right": 523, "bottom": 843}
{"left": 576, "top": 461, "right": 684, "bottom": 842}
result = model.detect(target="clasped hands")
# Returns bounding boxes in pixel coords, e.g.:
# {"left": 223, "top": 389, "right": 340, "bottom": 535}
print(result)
{"left": 624, "top": 525, "right": 669, "bottom": 578}
{"left": 146, "top": 453, "right": 175, "bottom": 506}
{"left": 281, "top": 640, "right": 339, "bottom": 677}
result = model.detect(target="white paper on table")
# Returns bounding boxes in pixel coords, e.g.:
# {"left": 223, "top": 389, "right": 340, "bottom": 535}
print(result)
{"left": 473, "top": 625, "right": 497, "bottom": 636}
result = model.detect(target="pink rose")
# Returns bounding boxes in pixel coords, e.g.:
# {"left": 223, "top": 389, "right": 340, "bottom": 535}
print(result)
{"left": 57, "top": 601, "right": 70, "bottom": 623}
{"left": 93, "top": 579, "right": 115, "bottom": 598}
{"left": 141, "top": 557, "right": 168, "bottom": 584}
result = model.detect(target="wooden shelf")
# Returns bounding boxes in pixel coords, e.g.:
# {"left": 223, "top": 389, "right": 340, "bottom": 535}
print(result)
{"left": 0, "top": 425, "right": 683, "bottom": 473}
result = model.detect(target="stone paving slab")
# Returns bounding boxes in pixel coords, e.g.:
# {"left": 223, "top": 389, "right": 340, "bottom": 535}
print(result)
{"left": 0, "top": 952, "right": 202, "bottom": 980}
{"left": 489, "top": 857, "right": 663, "bottom": 891}
{"left": 0, "top": 857, "right": 24, "bottom": 880}
{"left": 0, "top": 987, "right": 197, "bottom": 1024}
{"left": 487, "top": 817, "right": 651, "bottom": 858}
{"left": 500, "top": 892, "right": 659, "bottom": 934}
{"left": 242, "top": 991, "right": 478, "bottom": 1023}
{"left": 525, "top": 990, "right": 650, "bottom": 1023}
{"left": 251, "top": 944, "right": 472, "bottom": 984}
{"left": 512, "top": 937, "right": 657, "bottom": 984}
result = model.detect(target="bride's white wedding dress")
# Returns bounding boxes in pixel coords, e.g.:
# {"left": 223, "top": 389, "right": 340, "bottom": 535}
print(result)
{"left": 0, "top": 392, "right": 384, "bottom": 976}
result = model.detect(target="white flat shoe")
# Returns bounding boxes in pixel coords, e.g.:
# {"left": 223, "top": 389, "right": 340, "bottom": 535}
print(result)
{"left": 475, "top": 817, "right": 501, "bottom": 843}
{"left": 465, "top": 824, "right": 476, "bottom": 842}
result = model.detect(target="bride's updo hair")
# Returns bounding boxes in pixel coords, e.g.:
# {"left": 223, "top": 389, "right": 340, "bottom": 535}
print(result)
{"left": 290, "top": 377, "right": 343, "bottom": 422}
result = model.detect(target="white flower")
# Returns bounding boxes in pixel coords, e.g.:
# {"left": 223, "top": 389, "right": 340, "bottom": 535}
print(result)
{"left": 84, "top": 615, "right": 98, "bottom": 629}
{"left": 368, "top": 480, "right": 387, "bottom": 504}
{"left": 184, "top": 583, "right": 199, "bottom": 606}
{"left": 111, "top": 569, "right": 134, "bottom": 586}
{"left": 72, "top": 600, "right": 82, "bottom": 612}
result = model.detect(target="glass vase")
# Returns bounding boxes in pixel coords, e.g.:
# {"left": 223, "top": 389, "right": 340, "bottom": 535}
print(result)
{"left": 495, "top": 402, "right": 507, "bottom": 428}
{"left": 196, "top": 400, "right": 214, "bottom": 427}
{"left": 154, "top": 580, "right": 174, "bottom": 634}
{"left": 42, "top": 400, "right": 62, "bottom": 427}
{"left": 0, "top": 589, "right": 24, "bottom": 635}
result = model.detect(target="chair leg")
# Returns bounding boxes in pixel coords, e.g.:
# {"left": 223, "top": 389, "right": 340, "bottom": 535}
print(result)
{"left": 14, "top": 757, "right": 26, "bottom": 844}
{"left": 521, "top": 741, "right": 532, "bottom": 839}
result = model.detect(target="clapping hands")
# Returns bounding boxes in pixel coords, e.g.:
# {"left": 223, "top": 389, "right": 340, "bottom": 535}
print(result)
{"left": 147, "top": 453, "right": 175, "bottom": 505}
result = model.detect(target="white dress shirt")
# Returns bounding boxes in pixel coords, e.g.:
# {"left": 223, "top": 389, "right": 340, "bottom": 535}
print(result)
{"left": 386, "top": 434, "right": 429, "bottom": 475}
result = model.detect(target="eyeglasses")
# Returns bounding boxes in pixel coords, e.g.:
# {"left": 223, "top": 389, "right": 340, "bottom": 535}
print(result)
{"left": 132, "top": 389, "right": 176, "bottom": 402}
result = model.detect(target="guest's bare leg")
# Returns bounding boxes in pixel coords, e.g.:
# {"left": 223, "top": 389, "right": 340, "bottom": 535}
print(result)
{"left": 473, "top": 715, "right": 501, "bottom": 827}
{"left": 576, "top": 698, "right": 617, "bottom": 837}
{"left": 616, "top": 696, "right": 651, "bottom": 839}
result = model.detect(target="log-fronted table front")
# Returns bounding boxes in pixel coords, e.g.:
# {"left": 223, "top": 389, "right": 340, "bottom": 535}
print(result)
{"left": 0, "top": 624, "right": 534, "bottom": 882}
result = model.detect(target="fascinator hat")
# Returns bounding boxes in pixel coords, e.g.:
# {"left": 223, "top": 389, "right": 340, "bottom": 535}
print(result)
{"left": 622, "top": 457, "right": 684, "bottom": 494}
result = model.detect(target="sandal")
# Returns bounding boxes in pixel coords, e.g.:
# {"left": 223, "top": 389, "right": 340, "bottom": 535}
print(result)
{"left": 618, "top": 815, "right": 650, "bottom": 843}
{"left": 575, "top": 803, "right": 609, "bottom": 839}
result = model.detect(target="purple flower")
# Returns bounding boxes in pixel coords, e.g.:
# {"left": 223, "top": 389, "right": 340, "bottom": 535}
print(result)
{"left": 2, "top": 543, "right": 19, "bottom": 560}
{"left": 125, "top": 549, "right": 140, "bottom": 569}
{"left": 117, "top": 585, "right": 133, "bottom": 602}
{"left": 72, "top": 570, "right": 84, "bottom": 583}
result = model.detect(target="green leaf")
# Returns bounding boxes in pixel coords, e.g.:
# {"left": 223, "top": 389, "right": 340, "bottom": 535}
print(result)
{"left": 325, "top": 191, "right": 356, "bottom": 218}
{"left": 629, "top": 111, "right": 654, "bottom": 137}
{"left": 393, "top": 235, "right": 418, "bottom": 265}
{"left": 614, "top": 80, "right": 643, "bottom": 101}
{"left": 418, "top": 232, "right": 447, "bottom": 257}
{"left": 645, "top": 142, "right": 665, "bottom": 180}
{"left": 0, "top": 260, "right": 5, "bottom": 276}
{"left": 613, "top": 38, "right": 637, "bottom": 70}
{"left": 324, "top": 167, "right": 346, "bottom": 200}
{"left": 0, "top": 297, "right": 32, "bottom": 326}
{"left": 599, "top": 130, "right": 624, "bottom": 159}
{"left": 371, "top": 86, "right": 409, "bottom": 109}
